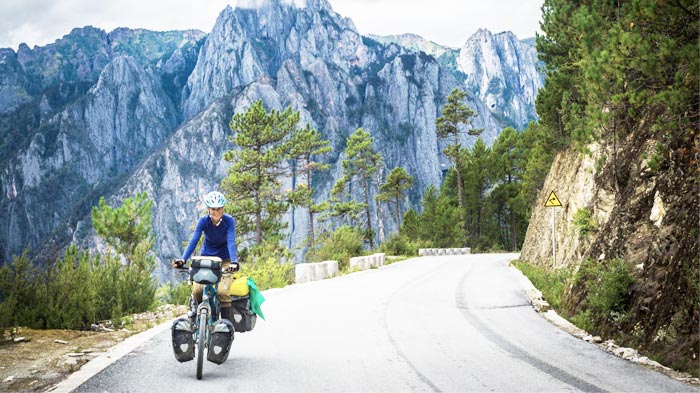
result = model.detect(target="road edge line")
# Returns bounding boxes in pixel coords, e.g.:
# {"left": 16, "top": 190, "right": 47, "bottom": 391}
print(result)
{"left": 48, "top": 318, "right": 175, "bottom": 393}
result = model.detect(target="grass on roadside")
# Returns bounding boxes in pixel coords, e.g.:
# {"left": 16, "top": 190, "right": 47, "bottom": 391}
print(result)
{"left": 512, "top": 259, "right": 572, "bottom": 311}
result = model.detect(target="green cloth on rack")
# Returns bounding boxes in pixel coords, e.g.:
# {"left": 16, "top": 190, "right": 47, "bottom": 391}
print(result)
{"left": 247, "top": 277, "right": 266, "bottom": 320}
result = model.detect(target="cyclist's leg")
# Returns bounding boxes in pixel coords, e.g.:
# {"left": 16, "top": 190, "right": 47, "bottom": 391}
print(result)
{"left": 192, "top": 282, "right": 204, "bottom": 302}
{"left": 219, "top": 261, "right": 233, "bottom": 321}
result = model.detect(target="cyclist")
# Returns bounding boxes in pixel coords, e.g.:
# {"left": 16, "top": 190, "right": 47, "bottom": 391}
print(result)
{"left": 172, "top": 190, "right": 237, "bottom": 322}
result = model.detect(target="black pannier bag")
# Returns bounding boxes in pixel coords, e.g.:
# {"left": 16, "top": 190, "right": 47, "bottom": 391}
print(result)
{"left": 230, "top": 296, "right": 257, "bottom": 332}
{"left": 190, "top": 259, "right": 222, "bottom": 284}
{"left": 171, "top": 318, "right": 195, "bottom": 362}
{"left": 207, "top": 319, "right": 234, "bottom": 364}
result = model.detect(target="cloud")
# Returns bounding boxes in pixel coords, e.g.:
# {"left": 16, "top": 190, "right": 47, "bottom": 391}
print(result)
{"left": 0, "top": 0, "right": 233, "bottom": 50}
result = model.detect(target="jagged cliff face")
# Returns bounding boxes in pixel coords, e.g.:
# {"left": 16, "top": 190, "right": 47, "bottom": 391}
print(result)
{"left": 372, "top": 29, "right": 544, "bottom": 132}
{"left": 0, "top": 0, "right": 543, "bottom": 278}
{"left": 458, "top": 29, "right": 543, "bottom": 130}
{"left": 0, "top": 27, "right": 204, "bottom": 261}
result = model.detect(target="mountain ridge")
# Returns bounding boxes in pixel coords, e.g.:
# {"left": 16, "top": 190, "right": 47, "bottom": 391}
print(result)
{"left": 0, "top": 1, "right": 544, "bottom": 277}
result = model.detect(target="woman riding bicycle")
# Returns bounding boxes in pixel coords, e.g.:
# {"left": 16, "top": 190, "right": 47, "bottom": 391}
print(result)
{"left": 172, "top": 190, "right": 237, "bottom": 322}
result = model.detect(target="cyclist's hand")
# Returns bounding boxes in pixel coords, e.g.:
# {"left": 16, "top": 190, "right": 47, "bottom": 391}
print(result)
{"left": 172, "top": 259, "right": 185, "bottom": 269}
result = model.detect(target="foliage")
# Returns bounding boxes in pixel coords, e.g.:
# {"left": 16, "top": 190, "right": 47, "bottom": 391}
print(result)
{"left": 573, "top": 208, "right": 596, "bottom": 239}
{"left": 413, "top": 185, "right": 463, "bottom": 248}
{"left": 331, "top": 128, "right": 384, "bottom": 248}
{"left": 435, "top": 88, "right": 482, "bottom": 235}
{"left": 240, "top": 242, "right": 295, "bottom": 291}
{"left": 512, "top": 260, "right": 572, "bottom": 310}
{"left": 156, "top": 280, "right": 191, "bottom": 306}
{"left": 400, "top": 209, "right": 419, "bottom": 240}
{"left": 0, "top": 246, "right": 157, "bottom": 332}
{"left": 223, "top": 100, "right": 300, "bottom": 246}
{"left": 574, "top": 258, "right": 636, "bottom": 329}
{"left": 0, "top": 194, "right": 157, "bottom": 333}
{"left": 307, "top": 226, "right": 365, "bottom": 271}
{"left": 286, "top": 123, "right": 332, "bottom": 250}
{"left": 536, "top": 0, "right": 699, "bottom": 149}
{"left": 91, "top": 192, "right": 154, "bottom": 266}
{"left": 379, "top": 232, "right": 419, "bottom": 257}
{"left": 376, "top": 167, "right": 414, "bottom": 228}
{"left": 403, "top": 119, "right": 555, "bottom": 252}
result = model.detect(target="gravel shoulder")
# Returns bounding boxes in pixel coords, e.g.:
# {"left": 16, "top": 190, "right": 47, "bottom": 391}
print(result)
{"left": 0, "top": 305, "right": 185, "bottom": 392}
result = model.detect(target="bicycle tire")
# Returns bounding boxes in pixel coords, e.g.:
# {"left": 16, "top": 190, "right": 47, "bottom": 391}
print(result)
{"left": 196, "top": 309, "right": 207, "bottom": 380}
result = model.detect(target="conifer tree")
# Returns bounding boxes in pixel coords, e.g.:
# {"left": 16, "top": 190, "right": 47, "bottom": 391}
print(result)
{"left": 489, "top": 127, "right": 527, "bottom": 250}
{"left": 286, "top": 124, "right": 332, "bottom": 250}
{"left": 334, "top": 128, "right": 384, "bottom": 248}
{"left": 91, "top": 192, "right": 154, "bottom": 267}
{"left": 376, "top": 167, "right": 413, "bottom": 228}
{"left": 461, "top": 139, "right": 490, "bottom": 245}
{"left": 436, "top": 88, "right": 482, "bottom": 239}
{"left": 328, "top": 175, "right": 366, "bottom": 228}
{"left": 223, "top": 100, "right": 300, "bottom": 247}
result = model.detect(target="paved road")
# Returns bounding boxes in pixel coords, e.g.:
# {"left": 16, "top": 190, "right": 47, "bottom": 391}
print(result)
{"left": 73, "top": 254, "right": 697, "bottom": 392}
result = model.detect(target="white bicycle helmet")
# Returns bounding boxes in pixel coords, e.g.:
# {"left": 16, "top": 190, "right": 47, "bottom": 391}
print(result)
{"left": 203, "top": 191, "right": 226, "bottom": 208}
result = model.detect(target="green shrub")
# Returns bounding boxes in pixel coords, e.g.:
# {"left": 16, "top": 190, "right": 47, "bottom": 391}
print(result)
{"left": 0, "top": 246, "right": 158, "bottom": 332}
{"left": 239, "top": 241, "right": 295, "bottom": 291}
{"left": 307, "top": 226, "right": 365, "bottom": 271}
{"left": 379, "top": 232, "right": 418, "bottom": 256}
{"left": 241, "top": 256, "right": 294, "bottom": 291}
{"left": 646, "top": 143, "right": 665, "bottom": 173}
{"left": 576, "top": 258, "right": 636, "bottom": 324}
{"left": 156, "top": 280, "right": 191, "bottom": 306}
{"left": 573, "top": 208, "right": 596, "bottom": 239}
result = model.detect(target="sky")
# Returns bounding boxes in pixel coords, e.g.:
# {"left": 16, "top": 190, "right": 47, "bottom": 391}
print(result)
{"left": 0, "top": 0, "right": 544, "bottom": 51}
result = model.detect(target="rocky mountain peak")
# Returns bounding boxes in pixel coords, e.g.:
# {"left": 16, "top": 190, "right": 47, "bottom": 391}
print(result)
{"left": 458, "top": 28, "right": 543, "bottom": 129}
{"left": 181, "top": 0, "right": 367, "bottom": 120}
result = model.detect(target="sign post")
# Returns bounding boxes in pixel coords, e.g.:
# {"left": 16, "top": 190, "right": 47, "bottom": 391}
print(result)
{"left": 544, "top": 191, "right": 563, "bottom": 268}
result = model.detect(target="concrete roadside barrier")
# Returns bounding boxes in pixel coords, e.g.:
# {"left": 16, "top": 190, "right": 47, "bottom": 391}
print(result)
{"left": 349, "top": 253, "right": 385, "bottom": 271}
{"left": 418, "top": 248, "right": 471, "bottom": 256}
{"left": 295, "top": 260, "right": 339, "bottom": 283}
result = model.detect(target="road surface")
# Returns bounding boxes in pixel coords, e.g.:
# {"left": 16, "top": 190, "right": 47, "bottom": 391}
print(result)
{"left": 72, "top": 254, "right": 697, "bottom": 392}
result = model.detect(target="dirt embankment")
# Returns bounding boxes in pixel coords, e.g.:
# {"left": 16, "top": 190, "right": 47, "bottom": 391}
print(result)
{"left": 0, "top": 305, "right": 185, "bottom": 392}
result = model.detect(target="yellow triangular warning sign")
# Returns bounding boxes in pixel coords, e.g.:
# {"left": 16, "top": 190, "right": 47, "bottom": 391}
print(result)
{"left": 545, "top": 191, "right": 563, "bottom": 207}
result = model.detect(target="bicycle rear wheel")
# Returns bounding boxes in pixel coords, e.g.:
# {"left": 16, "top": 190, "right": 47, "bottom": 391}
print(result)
{"left": 196, "top": 309, "right": 207, "bottom": 380}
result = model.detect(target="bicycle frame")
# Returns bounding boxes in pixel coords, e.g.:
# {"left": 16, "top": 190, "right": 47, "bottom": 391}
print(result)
{"left": 193, "top": 283, "right": 220, "bottom": 346}
{"left": 187, "top": 255, "right": 224, "bottom": 380}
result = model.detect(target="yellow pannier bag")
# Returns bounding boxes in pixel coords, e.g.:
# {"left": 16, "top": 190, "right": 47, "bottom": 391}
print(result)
{"left": 228, "top": 274, "right": 250, "bottom": 296}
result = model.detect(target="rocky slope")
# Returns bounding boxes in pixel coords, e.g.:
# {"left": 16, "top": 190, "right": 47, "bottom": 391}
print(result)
{"left": 0, "top": 0, "right": 544, "bottom": 277}
{"left": 520, "top": 128, "right": 699, "bottom": 373}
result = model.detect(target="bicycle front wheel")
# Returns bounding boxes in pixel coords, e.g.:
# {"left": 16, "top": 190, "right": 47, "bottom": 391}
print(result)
{"left": 196, "top": 309, "right": 207, "bottom": 380}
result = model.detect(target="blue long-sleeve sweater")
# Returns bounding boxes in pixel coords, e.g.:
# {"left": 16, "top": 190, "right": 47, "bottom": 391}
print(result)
{"left": 181, "top": 214, "right": 237, "bottom": 262}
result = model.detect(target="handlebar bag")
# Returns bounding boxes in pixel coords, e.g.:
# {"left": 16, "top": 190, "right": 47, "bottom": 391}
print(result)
{"left": 190, "top": 259, "right": 222, "bottom": 284}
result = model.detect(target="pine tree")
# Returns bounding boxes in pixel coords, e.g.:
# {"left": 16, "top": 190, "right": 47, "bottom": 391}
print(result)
{"left": 334, "top": 128, "right": 384, "bottom": 248}
{"left": 91, "top": 192, "right": 154, "bottom": 267}
{"left": 328, "top": 176, "right": 366, "bottom": 228}
{"left": 285, "top": 124, "right": 332, "bottom": 250}
{"left": 223, "top": 100, "right": 300, "bottom": 247}
{"left": 461, "top": 139, "right": 490, "bottom": 246}
{"left": 376, "top": 167, "right": 413, "bottom": 228}
{"left": 436, "top": 88, "right": 482, "bottom": 239}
